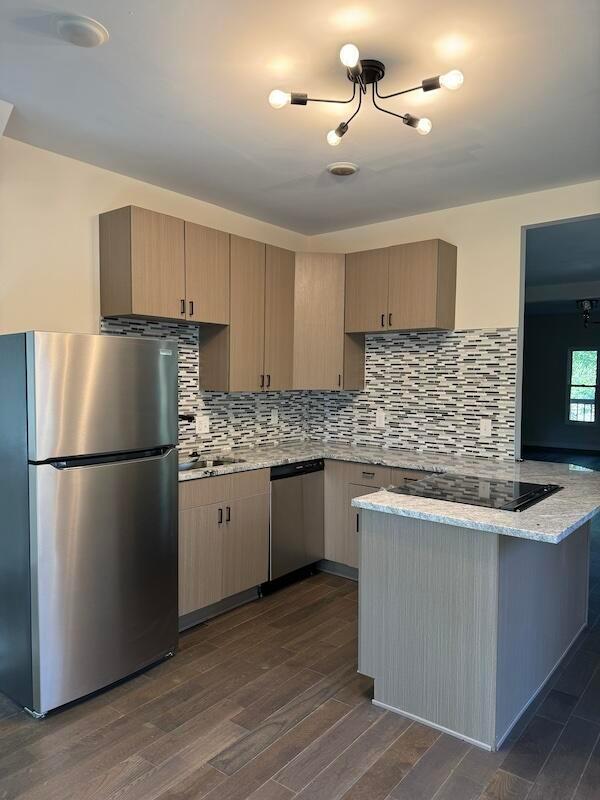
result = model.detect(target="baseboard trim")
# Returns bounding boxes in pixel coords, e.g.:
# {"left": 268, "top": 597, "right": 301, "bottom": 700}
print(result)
{"left": 317, "top": 559, "right": 358, "bottom": 581}
{"left": 495, "top": 621, "right": 588, "bottom": 749}
{"left": 371, "top": 698, "right": 493, "bottom": 751}
{"left": 178, "top": 587, "right": 260, "bottom": 632}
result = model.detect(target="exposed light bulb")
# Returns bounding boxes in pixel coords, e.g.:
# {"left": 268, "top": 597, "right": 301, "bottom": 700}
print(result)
{"left": 416, "top": 117, "right": 433, "bottom": 135}
{"left": 268, "top": 89, "right": 291, "bottom": 109}
{"left": 339, "top": 43, "right": 360, "bottom": 68}
{"left": 439, "top": 69, "right": 464, "bottom": 90}
{"left": 327, "top": 129, "right": 342, "bottom": 146}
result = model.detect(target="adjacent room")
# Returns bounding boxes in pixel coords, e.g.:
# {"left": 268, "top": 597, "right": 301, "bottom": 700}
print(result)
{"left": 1, "top": 2, "right": 599, "bottom": 799}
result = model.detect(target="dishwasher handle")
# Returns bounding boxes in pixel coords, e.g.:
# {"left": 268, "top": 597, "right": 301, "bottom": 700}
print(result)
{"left": 270, "top": 459, "right": 324, "bottom": 481}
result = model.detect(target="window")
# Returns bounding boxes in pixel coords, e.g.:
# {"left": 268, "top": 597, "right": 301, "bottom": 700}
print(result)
{"left": 568, "top": 350, "right": 598, "bottom": 423}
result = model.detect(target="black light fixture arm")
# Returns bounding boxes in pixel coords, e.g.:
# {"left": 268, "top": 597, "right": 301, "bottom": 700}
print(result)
{"left": 371, "top": 83, "right": 409, "bottom": 121}
{"left": 345, "top": 87, "right": 363, "bottom": 126}
{"left": 306, "top": 83, "right": 357, "bottom": 104}
{"left": 374, "top": 82, "right": 423, "bottom": 100}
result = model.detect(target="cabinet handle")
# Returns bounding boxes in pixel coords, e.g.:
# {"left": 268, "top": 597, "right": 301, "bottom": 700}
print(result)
{"left": 388, "top": 313, "right": 392, "bottom": 327}
{"left": 218, "top": 508, "right": 223, "bottom": 524}
{"left": 226, "top": 506, "right": 231, "bottom": 523}
{"left": 362, "top": 471, "right": 375, "bottom": 478}
{"left": 381, "top": 313, "right": 385, "bottom": 328}
{"left": 266, "top": 374, "right": 271, "bottom": 388}
{"left": 356, "top": 513, "right": 360, "bottom": 533}
{"left": 260, "top": 374, "right": 264, "bottom": 388}
{"left": 180, "top": 299, "right": 186, "bottom": 316}
{"left": 189, "top": 300, "right": 194, "bottom": 317}
{"left": 338, "top": 373, "right": 342, "bottom": 387}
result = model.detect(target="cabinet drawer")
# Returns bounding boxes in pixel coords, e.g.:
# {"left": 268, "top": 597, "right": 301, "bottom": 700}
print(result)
{"left": 345, "top": 462, "right": 391, "bottom": 488}
{"left": 179, "top": 475, "right": 230, "bottom": 510}
{"left": 390, "top": 467, "right": 433, "bottom": 487}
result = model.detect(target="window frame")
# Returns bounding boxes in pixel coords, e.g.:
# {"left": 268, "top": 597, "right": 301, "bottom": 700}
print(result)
{"left": 566, "top": 348, "right": 599, "bottom": 425}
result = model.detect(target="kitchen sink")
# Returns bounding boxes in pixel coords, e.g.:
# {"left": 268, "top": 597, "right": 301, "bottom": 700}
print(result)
{"left": 178, "top": 455, "right": 246, "bottom": 471}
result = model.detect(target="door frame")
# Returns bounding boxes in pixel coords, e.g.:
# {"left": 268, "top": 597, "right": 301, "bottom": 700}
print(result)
{"left": 515, "top": 212, "right": 600, "bottom": 460}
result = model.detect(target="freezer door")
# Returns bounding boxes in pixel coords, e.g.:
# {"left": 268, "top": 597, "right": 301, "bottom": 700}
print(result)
{"left": 29, "top": 449, "right": 178, "bottom": 714}
{"left": 27, "top": 331, "right": 178, "bottom": 461}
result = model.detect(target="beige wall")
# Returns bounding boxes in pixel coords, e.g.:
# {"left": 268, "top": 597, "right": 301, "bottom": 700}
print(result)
{"left": 308, "top": 182, "right": 600, "bottom": 330}
{"left": 0, "top": 137, "right": 305, "bottom": 335}
{"left": 1, "top": 135, "right": 599, "bottom": 335}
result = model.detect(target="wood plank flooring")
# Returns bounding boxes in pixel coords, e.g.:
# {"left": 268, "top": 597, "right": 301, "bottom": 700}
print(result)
{"left": 1, "top": 518, "right": 600, "bottom": 799}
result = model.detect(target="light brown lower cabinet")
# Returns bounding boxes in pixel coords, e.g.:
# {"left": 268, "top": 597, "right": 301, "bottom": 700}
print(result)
{"left": 178, "top": 469, "right": 269, "bottom": 617}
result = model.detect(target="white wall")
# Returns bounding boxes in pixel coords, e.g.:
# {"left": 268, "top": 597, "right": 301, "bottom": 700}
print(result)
{"left": 1, "top": 135, "right": 599, "bottom": 335}
{"left": 0, "top": 137, "right": 306, "bottom": 335}
{"left": 308, "top": 182, "right": 600, "bottom": 330}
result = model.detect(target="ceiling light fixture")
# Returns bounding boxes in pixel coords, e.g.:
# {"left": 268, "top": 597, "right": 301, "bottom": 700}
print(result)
{"left": 268, "top": 43, "right": 464, "bottom": 145}
{"left": 56, "top": 14, "right": 109, "bottom": 47}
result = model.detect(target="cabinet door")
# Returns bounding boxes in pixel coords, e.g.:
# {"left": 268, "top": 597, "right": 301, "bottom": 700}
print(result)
{"left": 184, "top": 222, "right": 230, "bottom": 324}
{"left": 346, "top": 484, "right": 380, "bottom": 569}
{"left": 345, "top": 249, "right": 389, "bottom": 333}
{"left": 324, "top": 460, "right": 354, "bottom": 563}
{"left": 130, "top": 207, "right": 186, "bottom": 320}
{"left": 293, "top": 253, "right": 346, "bottom": 390}
{"left": 229, "top": 236, "right": 266, "bottom": 392}
{"left": 264, "top": 245, "right": 295, "bottom": 390}
{"left": 179, "top": 502, "right": 224, "bottom": 615}
{"left": 388, "top": 240, "right": 456, "bottom": 331}
{"left": 222, "top": 493, "right": 269, "bottom": 597}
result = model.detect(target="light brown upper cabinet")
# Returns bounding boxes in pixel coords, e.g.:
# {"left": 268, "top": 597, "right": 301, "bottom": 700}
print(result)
{"left": 184, "top": 222, "right": 230, "bottom": 324}
{"left": 100, "top": 206, "right": 186, "bottom": 320}
{"left": 293, "top": 253, "right": 364, "bottom": 391}
{"left": 344, "top": 239, "right": 457, "bottom": 333}
{"left": 264, "top": 245, "right": 295, "bottom": 391}
{"left": 198, "top": 239, "right": 296, "bottom": 392}
{"left": 99, "top": 207, "right": 231, "bottom": 324}
{"left": 229, "top": 235, "right": 266, "bottom": 392}
{"left": 345, "top": 248, "right": 389, "bottom": 333}
{"left": 388, "top": 240, "right": 456, "bottom": 331}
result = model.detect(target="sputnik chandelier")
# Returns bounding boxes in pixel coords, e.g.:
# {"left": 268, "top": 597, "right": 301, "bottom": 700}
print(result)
{"left": 269, "top": 43, "right": 464, "bottom": 145}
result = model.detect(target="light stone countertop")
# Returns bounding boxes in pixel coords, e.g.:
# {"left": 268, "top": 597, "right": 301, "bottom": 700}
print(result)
{"left": 178, "top": 439, "right": 600, "bottom": 544}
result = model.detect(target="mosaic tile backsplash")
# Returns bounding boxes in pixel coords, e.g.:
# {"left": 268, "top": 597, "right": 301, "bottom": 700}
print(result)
{"left": 101, "top": 318, "right": 518, "bottom": 460}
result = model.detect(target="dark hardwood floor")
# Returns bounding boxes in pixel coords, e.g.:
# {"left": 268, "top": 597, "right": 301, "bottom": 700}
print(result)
{"left": 1, "top": 519, "right": 599, "bottom": 800}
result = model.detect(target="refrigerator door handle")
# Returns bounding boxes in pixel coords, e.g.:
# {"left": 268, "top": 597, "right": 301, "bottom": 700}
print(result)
{"left": 48, "top": 447, "right": 174, "bottom": 470}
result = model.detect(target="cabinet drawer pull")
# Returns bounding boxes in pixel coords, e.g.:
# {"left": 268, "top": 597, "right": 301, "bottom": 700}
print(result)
{"left": 388, "top": 312, "right": 392, "bottom": 327}
{"left": 218, "top": 508, "right": 223, "bottom": 524}
{"left": 362, "top": 470, "right": 375, "bottom": 478}
{"left": 189, "top": 300, "right": 194, "bottom": 316}
{"left": 226, "top": 506, "right": 231, "bottom": 523}
{"left": 381, "top": 313, "right": 385, "bottom": 328}
{"left": 180, "top": 299, "right": 186, "bottom": 316}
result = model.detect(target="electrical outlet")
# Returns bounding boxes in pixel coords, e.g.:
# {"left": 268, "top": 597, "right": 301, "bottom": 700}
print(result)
{"left": 376, "top": 409, "right": 386, "bottom": 429}
{"left": 271, "top": 408, "right": 279, "bottom": 425}
{"left": 196, "top": 415, "right": 209, "bottom": 435}
{"left": 480, "top": 418, "right": 492, "bottom": 437}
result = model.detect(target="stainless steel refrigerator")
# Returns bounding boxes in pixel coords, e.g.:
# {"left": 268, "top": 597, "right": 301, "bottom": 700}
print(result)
{"left": 0, "top": 331, "right": 178, "bottom": 717}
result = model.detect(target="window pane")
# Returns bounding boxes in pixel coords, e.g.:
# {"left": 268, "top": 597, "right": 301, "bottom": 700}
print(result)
{"left": 571, "top": 350, "right": 597, "bottom": 386}
{"left": 571, "top": 386, "right": 596, "bottom": 401}
{"left": 570, "top": 402, "right": 596, "bottom": 423}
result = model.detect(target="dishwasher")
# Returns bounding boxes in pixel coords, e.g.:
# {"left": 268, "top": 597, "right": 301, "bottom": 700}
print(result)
{"left": 270, "top": 460, "right": 324, "bottom": 580}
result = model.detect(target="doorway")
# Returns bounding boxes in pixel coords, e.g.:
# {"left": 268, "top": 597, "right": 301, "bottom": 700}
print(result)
{"left": 519, "top": 214, "right": 600, "bottom": 470}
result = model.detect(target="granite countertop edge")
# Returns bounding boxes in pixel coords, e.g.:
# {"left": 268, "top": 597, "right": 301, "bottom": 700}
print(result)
{"left": 177, "top": 440, "right": 600, "bottom": 544}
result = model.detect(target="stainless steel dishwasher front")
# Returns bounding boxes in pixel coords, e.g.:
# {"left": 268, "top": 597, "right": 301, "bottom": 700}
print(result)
{"left": 270, "top": 460, "right": 324, "bottom": 580}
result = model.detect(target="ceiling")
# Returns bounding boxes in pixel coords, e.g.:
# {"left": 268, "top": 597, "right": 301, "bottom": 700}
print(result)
{"left": 1, "top": 1, "right": 599, "bottom": 234}
{"left": 526, "top": 216, "right": 600, "bottom": 287}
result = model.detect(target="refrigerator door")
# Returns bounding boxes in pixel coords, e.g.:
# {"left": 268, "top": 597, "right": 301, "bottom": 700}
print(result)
{"left": 29, "top": 449, "right": 178, "bottom": 714}
{"left": 27, "top": 332, "right": 178, "bottom": 461}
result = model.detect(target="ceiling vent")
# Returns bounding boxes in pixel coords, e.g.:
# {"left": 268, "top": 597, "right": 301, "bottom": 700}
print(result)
{"left": 56, "top": 15, "right": 109, "bottom": 47}
{"left": 327, "top": 162, "right": 359, "bottom": 176}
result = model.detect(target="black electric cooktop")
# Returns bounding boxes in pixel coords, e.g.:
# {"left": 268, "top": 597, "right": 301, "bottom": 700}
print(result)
{"left": 389, "top": 473, "right": 562, "bottom": 512}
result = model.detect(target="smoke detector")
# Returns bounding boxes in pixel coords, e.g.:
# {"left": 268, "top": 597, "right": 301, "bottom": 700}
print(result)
{"left": 327, "top": 162, "right": 359, "bottom": 176}
{"left": 56, "top": 15, "right": 109, "bottom": 47}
